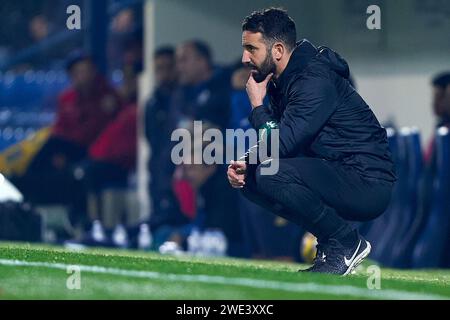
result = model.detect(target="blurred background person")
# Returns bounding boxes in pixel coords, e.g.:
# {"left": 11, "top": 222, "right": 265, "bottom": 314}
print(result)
{"left": 424, "top": 72, "right": 450, "bottom": 164}
{"left": 181, "top": 160, "right": 245, "bottom": 257}
{"left": 10, "top": 51, "right": 122, "bottom": 230}
{"left": 416, "top": 72, "right": 450, "bottom": 267}
{"left": 29, "top": 14, "right": 52, "bottom": 44}
{"left": 145, "top": 46, "right": 185, "bottom": 242}
{"left": 108, "top": 6, "right": 143, "bottom": 73}
{"left": 171, "top": 40, "right": 232, "bottom": 131}
{"left": 151, "top": 122, "right": 245, "bottom": 257}
{"left": 148, "top": 40, "right": 234, "bottom": 250}
{"left": 72, "top": 63, "right": 139, "bottom": 247}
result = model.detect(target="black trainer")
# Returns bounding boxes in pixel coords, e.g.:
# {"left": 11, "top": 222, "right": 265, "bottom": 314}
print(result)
{"left": 299, "top": 242, "right": 328, "bottom": 272}
{"left": 312, "top": 233, "right": 371, "bottom": 276}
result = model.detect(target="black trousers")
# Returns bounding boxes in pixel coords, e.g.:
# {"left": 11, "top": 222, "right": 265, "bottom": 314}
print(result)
{"left": 242, "top": 157, "right": 394, "bottom": 242}
{"left": 12, "top": 137, "right": 86, "bottom": 205}
{"left": 80, "top": 159, "right": 129, "bottom": 193}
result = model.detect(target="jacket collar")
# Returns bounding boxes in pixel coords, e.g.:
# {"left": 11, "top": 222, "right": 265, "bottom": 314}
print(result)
{"left": 273, "top": 39, "right": 318, "bottom": 90}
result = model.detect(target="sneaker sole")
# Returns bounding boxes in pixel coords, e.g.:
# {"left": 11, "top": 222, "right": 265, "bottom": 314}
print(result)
{"left": 343, "top": 240, "right": 371, "bottom": 276}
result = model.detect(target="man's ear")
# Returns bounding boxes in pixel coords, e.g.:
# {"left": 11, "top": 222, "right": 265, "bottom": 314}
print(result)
{"left": 272, "top": 43, "right": 285, "bottom": 61}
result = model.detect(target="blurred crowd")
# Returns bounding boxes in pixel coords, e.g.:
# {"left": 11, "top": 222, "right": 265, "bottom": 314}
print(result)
{"left": 1, "top": 1, "right": 449, "bottom": 266}
{"left": 0, "top": 0, "right": 142, "bottom": 72}
{"left": 0, "top": 1, "right": 303, "bottom": 261}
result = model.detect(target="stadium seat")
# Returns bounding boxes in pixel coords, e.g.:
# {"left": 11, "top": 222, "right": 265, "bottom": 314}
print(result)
{"left": 412, "top": 127, "right": 450, "bottom": 268}
{"left": 389, "top": 128, "right": 423, "bottom": 267}
{"left": 361, "top": 127, "right": 397, "bottom": 249}
{"left": 371, "top": 127, "right": 410, "bottom": 264}
{"left": 0, "top": 70, "right": 60, "bottom": 153}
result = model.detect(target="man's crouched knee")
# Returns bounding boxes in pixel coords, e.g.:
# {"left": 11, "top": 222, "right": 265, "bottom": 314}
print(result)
{"left": 255, "top": 159, "right": 295, "bottom": 194}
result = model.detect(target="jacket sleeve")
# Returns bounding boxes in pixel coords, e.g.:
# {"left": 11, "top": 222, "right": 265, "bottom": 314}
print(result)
{"left": 246, "top": 75, "right": 337, "bottom": 160}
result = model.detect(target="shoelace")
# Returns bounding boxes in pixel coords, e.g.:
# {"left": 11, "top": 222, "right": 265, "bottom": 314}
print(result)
{"left": 315, "top": 244, "right": 326, "bottom": 261}
{"left": 322, "top": 239, "right": 346, "bottom": 266}
{"left": 309, "top": 243, "right": 328, "bottom": 270}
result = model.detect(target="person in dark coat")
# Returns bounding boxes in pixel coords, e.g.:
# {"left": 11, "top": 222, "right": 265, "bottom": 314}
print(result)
{"left": 145, "top": 46, "right": 180, "bottom": 230}
{"left": 171, "top": 40, "right": 232, "bottom": 131}
{"left": 227, "top": 8, "right": 396, "bottom": 275}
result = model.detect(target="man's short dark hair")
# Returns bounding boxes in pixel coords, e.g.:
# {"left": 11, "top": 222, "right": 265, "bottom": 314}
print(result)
{"left": 432, "top": 72, "right": 450, "bottom": 89}
{"left": 154, "top": 46, "right": 175, "bottom": 59}
{"left": 65, "top": 50, "right": 93, "bottom": 72}
{"left": 186, "top": 39, "right": 213, "bottom": 67}
{"left": 242, "top": 8, "right": 297, "bottom": 51}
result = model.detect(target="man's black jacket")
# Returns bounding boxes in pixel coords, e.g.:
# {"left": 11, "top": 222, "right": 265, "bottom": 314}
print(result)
{"left": 247, "top": 39, "right": 397, "bottom": 183}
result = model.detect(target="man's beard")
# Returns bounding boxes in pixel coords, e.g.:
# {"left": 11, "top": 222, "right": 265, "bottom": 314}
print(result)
{"left": 250, "top": 51, "right": 276, "bottom": 83}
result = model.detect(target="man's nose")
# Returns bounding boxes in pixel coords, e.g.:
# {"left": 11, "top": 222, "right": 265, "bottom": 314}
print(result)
{"left": 242, "top": 51, "right": 250, "bottom": 64}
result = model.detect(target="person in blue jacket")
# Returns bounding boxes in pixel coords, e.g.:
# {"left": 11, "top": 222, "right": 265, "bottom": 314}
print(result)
{"left": 227, "top": 8, "right": 397, "bottom": 275}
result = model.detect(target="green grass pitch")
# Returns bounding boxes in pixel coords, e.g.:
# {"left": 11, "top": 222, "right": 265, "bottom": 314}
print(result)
{"left": 0, "top": 242, "right": 449, "bottom": 300}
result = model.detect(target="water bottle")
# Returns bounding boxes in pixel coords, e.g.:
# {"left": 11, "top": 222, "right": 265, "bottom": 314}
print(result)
{"left": 201, "top": 230, "right": 216, "bottom": 257}
{"left": 187, "top": 228, "right": 202, "bottom": 256}
{"left": 138, "top": 224, "right": 152, "bottom": 250}
{"left": 159, "top": 241, "right": 183, "bottom": 256}
{"left": 112, "top": 224, "right": 129, "bottom": 248}
{"left": 214, "top": 230, "right": 228, "bottom": 257}
{"left": 91, "top": 220, "right": 105, "bottom": 243}
{"left": 206, "top": 230, "right": 228, "bottom": 257}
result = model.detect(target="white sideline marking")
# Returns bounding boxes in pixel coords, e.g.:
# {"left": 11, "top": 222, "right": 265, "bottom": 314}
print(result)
{"left": 0, "top": 259, "right": 446, "bottom": 300}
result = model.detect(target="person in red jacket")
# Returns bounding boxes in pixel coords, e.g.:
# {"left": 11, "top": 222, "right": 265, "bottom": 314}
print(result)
{"left": 74, "top": 103, "right": 137, "bottom": 243}
{"left": 52, "top": 52, "right": 122, "bottom": 149}
{"left": 13, "top": 52, "right": 122, "bottom": 231}
{"left": 27, "top": 52, "right": 122, "bottom": 174}
{"left": 72, "top": 63, "right": 139, "bottom": 247}
{"left": 89, "top": 103, "right": 137, "bottom": 171}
